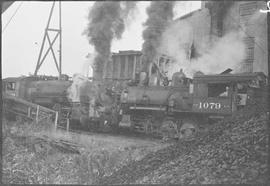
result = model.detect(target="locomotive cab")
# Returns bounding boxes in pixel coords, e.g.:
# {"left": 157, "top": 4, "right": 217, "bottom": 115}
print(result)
{"left": 192, "top": 72, "right": 267, "bottom": 117}
{"left": 3, "top": 76, "right": 72, "bottom": 108}
{"left": 3, "top": 78, "right": 17, "bottom": 97}
{"left": 3, "top": 76, "right": 38, "bottom": 98}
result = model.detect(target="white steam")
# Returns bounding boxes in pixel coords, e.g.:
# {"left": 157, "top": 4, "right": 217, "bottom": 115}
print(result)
{"left": 190, "top": 32, "right": 246, "bottom": 75}
{"left": 158, "top": 20, "right": 246, "bottom": 78}
{"left": 67, "top": 52, "right": 99, "bottom": 103}
{"left": 82, "top": 53, "right": 96, "bottom": 77}
{"left": 67, "top": 73, "right": 90, "bottom": 102}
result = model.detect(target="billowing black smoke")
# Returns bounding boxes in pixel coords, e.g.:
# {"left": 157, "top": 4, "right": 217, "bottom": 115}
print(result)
{"left": 84, "top": 2, "right": 137, "bottom": 79}
{"left": 207, "top": 1, "right": 234, "bottom": 37}
{"left": 141, "top": 1, "right": 175, "bottom": 71}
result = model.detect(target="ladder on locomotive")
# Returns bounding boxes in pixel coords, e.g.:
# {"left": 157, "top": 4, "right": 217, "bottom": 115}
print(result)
{"left": 57, "top": 106, "right": 72, "bottom": 131}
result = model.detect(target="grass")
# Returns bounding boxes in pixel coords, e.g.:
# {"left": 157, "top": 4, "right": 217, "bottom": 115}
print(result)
{"left": 2, "top": 117, "right": 167, "bottom": 184}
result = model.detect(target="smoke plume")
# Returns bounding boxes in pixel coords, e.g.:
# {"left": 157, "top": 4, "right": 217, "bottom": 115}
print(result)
{"left": 121, "top": 2, "right": 138, "bottom": 28}
{"left": 159, "top": 20, "right": 246, "bottom": 78}
{"left": 207, "top": 1, "right": 234, "bottom": 36}
{"left": 141, "top": 1, "right": 175, "bottom": 71}
{"left": 83, "top": 2, "right": 137, "bottom": 79}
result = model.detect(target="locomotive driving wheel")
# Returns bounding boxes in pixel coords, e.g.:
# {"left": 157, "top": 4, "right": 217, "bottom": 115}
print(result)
{"left": 179, "top": 119, "right": 198, "bottom": 141}
{"left": 160, "top": 119, "right": 179, "bottom": 141}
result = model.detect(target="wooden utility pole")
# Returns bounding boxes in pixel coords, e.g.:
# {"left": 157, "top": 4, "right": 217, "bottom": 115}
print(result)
{"left": 267, "top": 2, "right": 270, "bottom": 79}
{"left": 267, "top": 1, "right": 270, "bottom": 111}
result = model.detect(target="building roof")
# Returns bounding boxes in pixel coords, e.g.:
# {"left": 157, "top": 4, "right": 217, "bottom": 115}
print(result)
{"left": 112, "top": 50, "right": 142, "bottom": 56}
{"left": 174, "top": 9, "right": 202, "bottom": 22}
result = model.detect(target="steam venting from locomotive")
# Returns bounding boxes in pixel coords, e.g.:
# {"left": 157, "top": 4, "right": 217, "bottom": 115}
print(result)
{"left": 67, "top": 74, "right": 90, "bottom": 102}
{"left": 158, "top": 19, "right": 246, "bottom": 78}
{"left": 81, "top": 52, "right": 96, "bottom": 77}
{"left": 141, "top": 1, "right": 175, "bottom": 71}
{"left": 83, "top": 2, "right": 137, "bottom": 79}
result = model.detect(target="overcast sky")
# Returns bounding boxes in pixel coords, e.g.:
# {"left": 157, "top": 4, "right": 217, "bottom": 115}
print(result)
{"left": 2, "top": 1, "right": 201, "bottom": 78}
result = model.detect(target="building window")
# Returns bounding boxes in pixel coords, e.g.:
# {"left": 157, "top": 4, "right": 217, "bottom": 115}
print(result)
{"left": 106, "top": 61, "right": 112, "bottom": 78}
{"left": 7, "top": 82, "right": 16, "bottom": 91}
{"left": 120, "top": 56, "right": 126, "bottom": 78}
{"left": 239, "top": 2, "right": 257, "bottom": 25}
{"left": 243, "top": 37, "right": 255, "bottom": 72}
{"left": 135, "top": 55, "right": 141, "bottom": 73}
{"left": 112, "top": 58, "right": 118, "bottom": 79}
{"left": 128, "top": 56, "right": 134, "bottom": 79}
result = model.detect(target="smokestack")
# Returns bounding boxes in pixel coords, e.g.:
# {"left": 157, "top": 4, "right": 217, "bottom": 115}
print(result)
{"left": 206, "top": 1, "right": 234, "bottom": 37}
{"left": 84, "top": 2, "right": 137, "bottom": 80}
{"left": 141, "top": 1, "right": 175, "bottom": 71}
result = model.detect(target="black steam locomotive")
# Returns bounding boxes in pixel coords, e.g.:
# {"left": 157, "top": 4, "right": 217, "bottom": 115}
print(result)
{"left": 2, "top": 68, "right": 267, "bottom": 140}
{"left": 118, "top": 67, "right": 267, "bottom": 140}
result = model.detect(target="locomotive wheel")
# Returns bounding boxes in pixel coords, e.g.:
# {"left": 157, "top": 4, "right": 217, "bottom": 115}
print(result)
{"left": 179, "top": 119, "right": 198, "bottom": 141}
{"left": 144, "top": 117, "right": 153, "bottom": 134}
{"left": 160, "top": 120, "right": 179, "bottom": 141}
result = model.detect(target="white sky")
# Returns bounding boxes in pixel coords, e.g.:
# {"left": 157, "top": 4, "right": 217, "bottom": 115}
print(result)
{"left": 2, "top": 1, "right": 201, "bottom": 78}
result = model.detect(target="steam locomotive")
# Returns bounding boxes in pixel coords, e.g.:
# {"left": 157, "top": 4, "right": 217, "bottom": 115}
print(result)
{"left": 2, "top": 67, "right": 267, "bottom": 140}
{"left": 60, "top": 64, "right": 267, "bottom": 140}
{"left": 118, "top": 66, "right": 267, "bottom": 139}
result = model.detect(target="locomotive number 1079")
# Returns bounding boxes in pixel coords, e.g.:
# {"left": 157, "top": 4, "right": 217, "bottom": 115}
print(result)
{"left": 198, "top": 102, "right": 221, "bottom": 109}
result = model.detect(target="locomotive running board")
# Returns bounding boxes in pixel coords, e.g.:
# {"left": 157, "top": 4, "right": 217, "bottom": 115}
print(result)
{"left": 129, "top": 106, "right": 166, "bottom": 111}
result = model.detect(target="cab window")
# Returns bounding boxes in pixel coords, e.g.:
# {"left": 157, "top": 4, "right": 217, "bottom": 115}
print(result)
{"left": 7, "top": 82, "right": 16, "bottom": 91}
{"left": 208, "top": 83, "right": 230, "bottom": 97}
{"left": 237, "top": 83, "right": 248, "bottom": 93}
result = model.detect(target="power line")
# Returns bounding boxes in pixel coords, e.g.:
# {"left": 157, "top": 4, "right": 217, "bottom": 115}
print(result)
{"left": 2, "top": 2, "right": 24, "bottom": 34}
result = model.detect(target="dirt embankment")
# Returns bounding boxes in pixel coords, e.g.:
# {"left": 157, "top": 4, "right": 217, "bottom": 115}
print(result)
{"left": 97, "top": 103, "right": 269, "bottom": 185}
